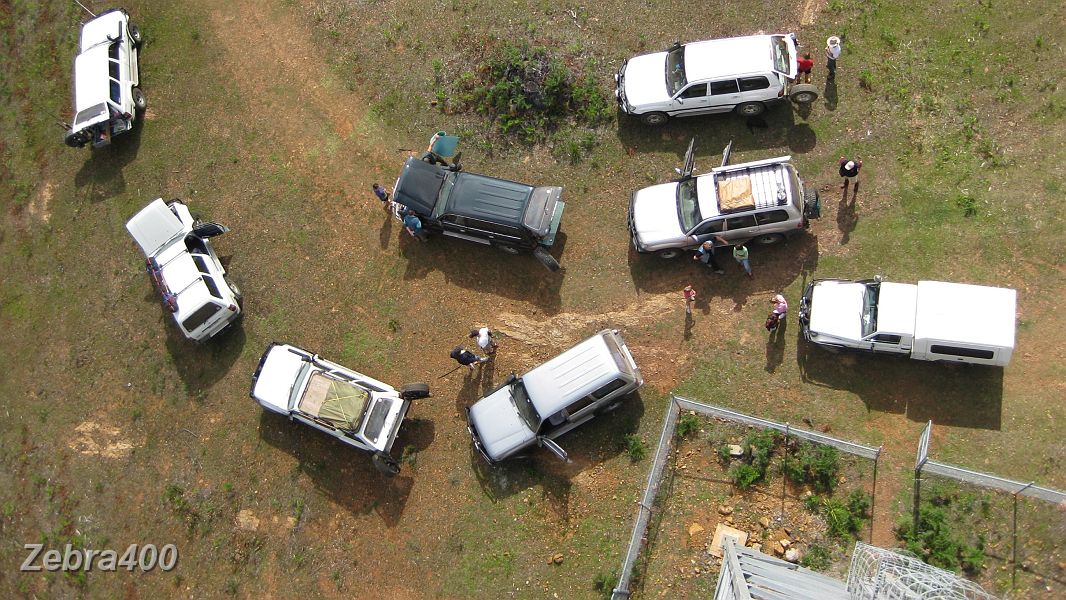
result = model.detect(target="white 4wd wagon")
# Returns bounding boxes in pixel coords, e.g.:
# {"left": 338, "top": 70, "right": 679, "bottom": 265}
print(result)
{"left": 467, "top": 329, "right": 643, "bottom": 464}
{"left": 616, "top": 34, "right": 817, "bottom": 125}
{"left": 126, "top": 198, "right": 241, "bottom": 342}
{"left": 250, "top": 343, "right": 431, "bottom": 475}
{"left": 65, "top": 8, "right": 144, "bottom": 148}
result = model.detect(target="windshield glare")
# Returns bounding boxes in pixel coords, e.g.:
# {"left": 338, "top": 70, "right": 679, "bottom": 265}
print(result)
{"left": 510, "top": 379, "right": 540, "bottom": 432}
{"left": 861, "top": 285, "right": 879, "bottom": 337}
{"left": 666, "top": 46, "right": 686, "bottom": 96}
{"left": 678, "top": 179, "right": 701, "bottom": 232}
{"left": 772, "top": 37, "right": 790, "bottom": 73}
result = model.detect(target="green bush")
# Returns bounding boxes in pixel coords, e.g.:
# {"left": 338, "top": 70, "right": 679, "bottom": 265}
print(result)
{"left": 782, "top": 442, "right": 841, "bottom": 493}
{"left": 727, "top": 429, "right": 780, "bottom": 489}
{"left": 821, "top": 491, "right": 871, "bottom": 539}
{"left": 896, "top": 503, "right": 986, "bottom": 574}
{"left": 676, "top": 413, "right": 700, "bottom": 438}
{"left": 592, "top": 571, "right": 617, "bottom": 599}
{"left": 623, "top": 434, "right": 646, "bottom": 462}
{"left": 730, "top": 463, "right": 761, "bottom": 490}
{"left": 801, "top": 543, "right": 832, "bottom": 571}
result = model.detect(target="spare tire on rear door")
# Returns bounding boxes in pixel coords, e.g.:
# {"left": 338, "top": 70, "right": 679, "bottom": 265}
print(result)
{"left": 399, "top": 383, "right": 431, "bottom": 400}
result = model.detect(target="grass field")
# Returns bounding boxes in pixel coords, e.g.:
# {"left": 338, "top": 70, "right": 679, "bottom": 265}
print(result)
{"left": 1, "top": 0, "right": 1064, "bottom": 597}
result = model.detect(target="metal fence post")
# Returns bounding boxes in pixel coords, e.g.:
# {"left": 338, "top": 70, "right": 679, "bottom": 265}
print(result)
{"left": 870, "top": 446, "right": 882, "bottom": 544}
{"left": 914, "top": 421, "right": 933, "bottom": 534}
{"left": 1012, "top": 482, "right": 1032, "bottom": 588}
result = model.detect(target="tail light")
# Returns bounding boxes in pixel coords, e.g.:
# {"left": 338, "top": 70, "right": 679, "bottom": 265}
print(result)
{"left": 228, "top": 304, "right": 238, "bottom": 312}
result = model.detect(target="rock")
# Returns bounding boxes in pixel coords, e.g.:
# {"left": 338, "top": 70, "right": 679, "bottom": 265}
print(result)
{"left": 552, "top": 553, "right": 564, "bottom": 564}
{"left": 749, "top": 543, "right": 762, "bottom": 553}
{"left": 724, "top": 515, "right": 733, "bottom": 523}
{"left": 772, "top": 544, "right": 784, "bottom": 556}
{"left": 783, "top": 527, "right": 793, "bottom": 537}
{"left": 779, "top": 539, "right": 791, "bottom": 550}
{"left": 235, "top": 509, "right": 259, "bottom": 532}
{"left": 718, "top": 505, "right": 733, "bottom": 516}
{"left": 727, "top": 444, "right": 744, "bottom": 457}
{"left": 758, "top": 517, "right": 771, "bottom": 529}
{"left": 784, "top": 548, "right": 800, "bottom": 563}
{"left": 1058, "top": 561, "right": 1066, "bottom": 570}
{"left": 689, "top": 523, "right": 705, "bottom": 537}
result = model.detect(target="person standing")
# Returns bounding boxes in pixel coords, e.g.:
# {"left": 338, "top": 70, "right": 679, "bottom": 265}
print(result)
{"left": 771, "top": 294, "right": 789, "bottom": 317}
{"left": 683, "top": 285, "right": 697, "bottom": 315}
{"left": 372, "top": 183, "right": 391, "bottom": 210}
{"left": 733, "top": 244, "right": 753, "bottom": 278}
{"left": 401, "top": 209, "right": 427, "bottom": 241}
{"left": 825, "top": 36, "right": 842, "bottom": 80}
{"left": 839, "top": 157, "right": 863, "bottom": 189}
{"left": 692, "top": 236, "right": 726, "bottom": 274}
{"left": 797, "top": 52, "right": 814, "bottom": 84}
{"left": 469, "top": 327, "right": 498, "bottom": 355}
{"left": 450, "top": 346, "right": 487, "bottom": 371}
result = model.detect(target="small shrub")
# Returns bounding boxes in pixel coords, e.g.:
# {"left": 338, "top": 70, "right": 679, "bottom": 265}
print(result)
{"left": 716, "top": 444, "right": 732, "bottom": 462}
{"left": 782, "top": 442, "right": 840, "bottom": 493}
{"left": 730, "top": 463, "right": 761, "bottom": 490}
{"left": 592, "top": 571, "right": 617, "bottom": 599}
{"left": 676, "top": 413, "right": 700, "bottom": 438}
{"left": 895, "top": 502, "right": 985, "bottom": 574}
{"left": 801, "top": 543, "right": 832, "bottom": 571}
{"left": 623, "top": 434, "right": 647, "bottom": 462}
{"left": 803, "top": 494, "right": 822, "bottom": 513}
{"left": 859, "top": 69, "right": 874, "bottom": 91}
{"left": 822, "top": 491, "right": 871, "bottom": 539}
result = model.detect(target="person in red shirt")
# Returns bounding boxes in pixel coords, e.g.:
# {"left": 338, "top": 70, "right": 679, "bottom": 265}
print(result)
{"left": 797, "top": 52, "right": 814, "bottom": 83}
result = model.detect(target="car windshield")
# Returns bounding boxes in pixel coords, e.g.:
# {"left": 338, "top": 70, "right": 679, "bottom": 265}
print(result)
{"left": 861, "top": 284, "right": 879, "bottom": 337}
{"left": 771, "top": 36, "right": 790, "bottom": 74}
{"left": 666, "top": 46, "right": 686, "bottom": 96}
{"left": 510, "top": 379, "right": 540, "bottom": 432}
{"left": 74, "top": 102, "right": 108, "bottom": 127}
{"left": 678, "top": 179, "right": 702, "bottom": 232}
{"left": 435, "top": 171, "right": 456, "bottom": 218}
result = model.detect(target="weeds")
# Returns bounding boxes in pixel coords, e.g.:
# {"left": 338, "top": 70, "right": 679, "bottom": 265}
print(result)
{"left": 782, "top": 442, "right": 841, "bottom": 493}
{"left": 822, "top": 490, "right": 871, "bottom": 538}
{"left": 729, "top": 429, "right": 778, "bottom": 489}
{"left": 623, "top": 434, "right": 646, "bottom": 461}
{"left": 896, "top": 486, "right": 988, "bottom": 574}
{"left": 954, "top": 193, "right": 979, "bottom": 217}
{"left": 676, "top": 413, "right": 700, "bottom": 438}
{"left": 801, "top": 543, "right": 832, "bottom": 570}
{"left": 592, "top": 571, "right": 617, "bottom": 599}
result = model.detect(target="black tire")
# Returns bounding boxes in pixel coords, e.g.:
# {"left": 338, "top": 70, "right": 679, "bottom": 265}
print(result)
{"left": 132, "top": 87, "right": 146, "bottom": 112}
{"left": 533, "top": 246, "right": 560, "bottom": 272}
{"left": 128, "top": 24, "right": 143, "bottom": 48}
{"left": 64, "top": 130, "right": 89, "bottom": 148}
{"left": 789, "top": 84, "right": 818, "bottom": 104}
{"left": 657, "top": 248, "right": 682, "bottom": 259}
{"left": 803, "top": 187, "right": 821, "bottom": 219}
{"left": 496, "top": 244, "right": 521, "bottom": 255}
{"left": 735, "top": 102, "right": 766, "bottom": 117}
{"left": 640, "top": 112, "right": 668, "bottom": 126}
{"left": 399, "top": 383, "right": 430, "bottom": 400}
{"left": 372, "top": 452, "right": 400, "bottom": 477}
{"left": 752, "top": 233, "right": 785, "bottom": 246}
{"left": 228, "top": 282, "right": 242, "bottom": 304}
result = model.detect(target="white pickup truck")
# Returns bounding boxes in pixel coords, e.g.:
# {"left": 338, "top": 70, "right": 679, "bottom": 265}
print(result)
{"left": 799, "top": 277, "right": 1016, "bottom": 367}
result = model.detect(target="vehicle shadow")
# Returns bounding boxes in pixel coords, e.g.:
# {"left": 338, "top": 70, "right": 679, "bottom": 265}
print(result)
{"left": 399, "top": 233, "right": 564, "bottom": 314}
{"left": 629, "top": 235, "right": 820, "bottom": 313}
{"left": 73, "top": 117, "right": 144, "bottom": 203}
{"left": 615, "top": 102, "right": 817, "bottom": 157}
{"left": 257, "top": 411, "right": 425, "bottom": 527}
{"left": 796, "top": 338, "right": 1004, "bottom": 430}
{"left": 160, "top": 303, "right": 246, "bottom": 395}
{"left": 469, "top": 391, "right": 646, "bottom": 521}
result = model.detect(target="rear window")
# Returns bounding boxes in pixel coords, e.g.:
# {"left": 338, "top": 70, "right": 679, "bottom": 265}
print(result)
{"left": 181, "top": 302, "right": 222, "bottom": 333}
{"left": 929, "top": 345, "right": 995, "bottom": 360}
{"left": 362, "top": 399, "right": 394, "bottom": 443}
{"left": 109, "top": 79, "right": 121, "bottom": 103}
{"left": 756, "top": 210, "right": 790, "bottom": 225}
{"left": 739, "top": 76, "right": 770, "bottom": 91}
{"left": 74, "top": 103, "right": 108, "bottom": 126}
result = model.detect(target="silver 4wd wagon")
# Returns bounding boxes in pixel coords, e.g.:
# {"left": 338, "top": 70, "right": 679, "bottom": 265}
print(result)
{"left": 616, "top": 33, "right": 818, "bottom": 125}
{"left": 629, "top": 140, "right": 820, "bottom": 258}
{"left": 392, "top": 154, "right": 566, "bottom": 271}
{"left": 126, "top": 198, "right": 241, "bottom": 342}
{"left": 65, "top": 8, "right": 144, "bottom": 148}
{"left": 467, "top": 329, "right": 643, "bottom": 464}
{"left": 250, "top": 343, "right": 431, "bottom": 475}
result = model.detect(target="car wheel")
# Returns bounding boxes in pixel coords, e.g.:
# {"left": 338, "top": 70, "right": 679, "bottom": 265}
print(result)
{"left": 132, "top": 87, "right": 147, "bottom": 112}
{"left": 497, "top": 244, "right": 521, "bottom": 255}
{"left": 128, "top": 24, "right": 143, "bottom": 48}
{"left": 803, "top": 187, "right": 821, "bottom": 219}
{"left": 640, "top": 112, "right": 668, "bottom": 126}
{"left": 372, "top": 452, "right": 400, "bottom": 477}
{"left": 735, "top": 102, "right": 766, "bottom": 117}
{"left": 228, "top": 282, "right": 242, "bottom": 304}
{"left": 533, "top": 246, "right": 560, "bottom": 272}
{"left": 657, "top": 248, "right": 682, "bottom": 259}
{"left": 399, "top": 383, "right": 431, "bottom": 400}
{"left": 789, "top": 84, "right": 818, "bottom": 104}
{"left": 64, "top": 130, "right": 89, "bottom": 148}
{"left": 752, "top": 233, "right": 785, "bottom": 246}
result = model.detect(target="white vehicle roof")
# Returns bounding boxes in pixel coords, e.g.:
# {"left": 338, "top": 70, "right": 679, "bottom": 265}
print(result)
{"left": 253, "top": 344, "right": 308, "bottom": 413}
{"left": 876, "top": 282, "right": 918, "bottom": 335}
{"left": 809, "top": 281, "right": 866, "bottom": 340}
{"left": 914, "top": 281, "right": 1016, "bottom": 348}
{"left": 73, "top": 44, "right": 112, "bottom": 113}
{"left": 523, "top": 332, "right": 626, "bottom": 418}
{"left": 126, "top": 198, "right": 188, "bottom": 257}
{"left": 696, "top": 158, "right": 794, "bottom": 220}
{"left": 684, "top": 36, "right": 778, "bottom": 82}
{"left": 80, "top": 11, "right": 125, "bottom": 51}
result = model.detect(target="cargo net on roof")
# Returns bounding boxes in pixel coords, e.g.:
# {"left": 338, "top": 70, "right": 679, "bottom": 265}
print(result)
{"left": 845, "top": 542, "right": 998, "bottom": 600}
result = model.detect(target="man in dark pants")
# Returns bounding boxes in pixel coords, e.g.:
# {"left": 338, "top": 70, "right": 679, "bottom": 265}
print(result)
{"left": 450, "top": 346, "right": 487, "bottom": 371}
{"left": 692, "top": 236, "right": 727, "bottom": 274}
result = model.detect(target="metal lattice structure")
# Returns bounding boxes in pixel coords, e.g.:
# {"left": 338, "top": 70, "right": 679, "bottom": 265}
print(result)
{"left": 846, "top": 543, "right": 998, "bottom": 600}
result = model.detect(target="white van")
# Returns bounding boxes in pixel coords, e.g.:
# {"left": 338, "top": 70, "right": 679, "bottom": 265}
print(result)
{"left": 65, "top": 8, "right": 144, "bottom": 148}
{"left": 466, "top": 329, "right": 643, "bottom": 463}
{"left": 126, "top": 199, "right": 242, "bottom": 342}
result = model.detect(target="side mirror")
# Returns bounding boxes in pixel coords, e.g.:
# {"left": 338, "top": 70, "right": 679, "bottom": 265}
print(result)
{"left": 538, "top": 437, "right": 570, "bottom": 463}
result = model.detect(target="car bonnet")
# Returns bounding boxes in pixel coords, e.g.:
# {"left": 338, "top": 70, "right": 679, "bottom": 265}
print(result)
{"left": 631, "top": 182, "right": 687, "bottom": 246}
{"left": 252, "top": 345, "right": 308, "bottom": 413}
{"left": 622, "top": 52, "right": 672, "bottom": 107}
{"left": 468, "top": 385, "right": 536, "bottom": 461}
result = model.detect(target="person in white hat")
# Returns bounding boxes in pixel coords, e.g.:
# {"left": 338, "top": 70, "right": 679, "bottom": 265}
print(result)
{"left": 839, "top": 156, "right": 863, "bottom": 189}
{"left": 825, "top": 36, "right": 842, "bottom": 80}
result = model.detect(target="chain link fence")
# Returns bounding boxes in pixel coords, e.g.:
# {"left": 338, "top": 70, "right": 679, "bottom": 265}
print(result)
{"left": 611, "top": 395, "right": 882, "bottom": 599}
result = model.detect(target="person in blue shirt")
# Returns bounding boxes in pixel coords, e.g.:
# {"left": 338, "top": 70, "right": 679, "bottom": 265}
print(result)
{"left": 692, "top": 236, "right": 726, "bottom": 274}
{"left": 401, "top": 210, "right": 427, "bottom": 242}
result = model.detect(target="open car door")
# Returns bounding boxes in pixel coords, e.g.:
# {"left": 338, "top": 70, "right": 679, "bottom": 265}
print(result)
{"left": 720, "top": 140, "right": 734, "bottom": 168}
{"left": 675, "top": 137, "right": 696, "bottom": 180}
{"left": 538, "top": 437, "right": 570, "bottom": 463}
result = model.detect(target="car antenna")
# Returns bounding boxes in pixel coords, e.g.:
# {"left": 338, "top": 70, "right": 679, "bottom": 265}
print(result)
{"left": 74, "top": 0, "right": 96, "bottom": 17}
